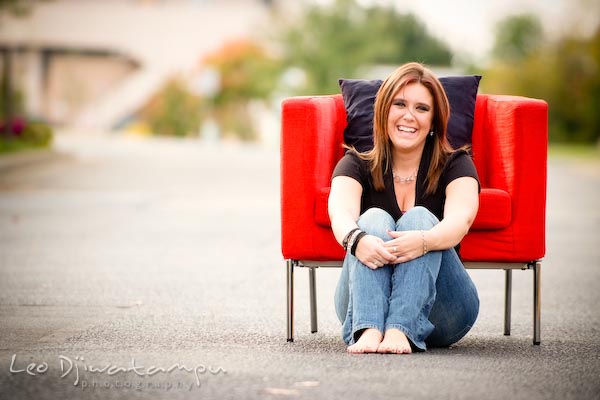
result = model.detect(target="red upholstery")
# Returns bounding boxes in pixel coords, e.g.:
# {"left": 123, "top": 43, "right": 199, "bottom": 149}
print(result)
{"left": 281, "top": 94, "right": 547, "bottom": 263}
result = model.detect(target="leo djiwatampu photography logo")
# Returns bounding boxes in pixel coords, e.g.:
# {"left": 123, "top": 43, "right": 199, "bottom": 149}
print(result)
{"left": 8, "top": 353, "right": 227, "bottom": 391}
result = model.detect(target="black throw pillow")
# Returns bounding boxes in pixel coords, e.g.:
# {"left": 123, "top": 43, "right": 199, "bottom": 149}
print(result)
{"left": 339, "top": 75, "right": 482, "bottom": 151}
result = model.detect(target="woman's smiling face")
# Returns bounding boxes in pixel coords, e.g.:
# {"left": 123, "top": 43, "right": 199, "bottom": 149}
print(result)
{"left": 387, "top": 82, "right": 434, "bottom": 153}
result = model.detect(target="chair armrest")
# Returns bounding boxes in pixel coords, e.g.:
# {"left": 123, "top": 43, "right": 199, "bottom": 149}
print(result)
{"left": 472, "top": 95, "right": 548, "bottom": 192}
{"left": 280, "top": 95, "right": 347, "bottom": 260}
{"left": 464, "top": 95, "right": 548, "bottom": 261}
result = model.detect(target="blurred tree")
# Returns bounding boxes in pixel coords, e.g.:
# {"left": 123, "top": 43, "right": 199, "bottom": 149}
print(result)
{"left": 140, "top": 79, "right": 202, "bottom": 137}
{"left": 364, "top": 6, "right": 452, "bottom": 66}
{"left": 0, "top": 0, "right": 41, "bottom": 18}
{"left": 0, "top": 60, "right": 24, "bottom": 120}
{"left": 492, "top": 14, "right": 544, "bottom": 62}
{"left": 1, "top": 0, "right": 53, "bottom": 138}
{"left": 203, "top": 40, "right": 281, "bottom": 107}
{"left": 0, "top": 0, "right": 54, "bottom": 154}
{"left": 202, "top": 39, "right": 282, "bottom": 141}
{"left": 547, "top": 29, "right": 600, "bottom": 143}
{"left": 277, "top": 0, "right": 452, "bottom": 94}
{"left": 483, "top": 14, "right": 599, "bottom": 143}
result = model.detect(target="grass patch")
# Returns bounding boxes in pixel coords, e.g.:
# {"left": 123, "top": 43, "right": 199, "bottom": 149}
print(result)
{"left": 548, "top": 143, "right": 600, "bottom": 160}
{"left": 0, "top": 122, "right": 53, "bottom": 155}
{"left": 0, "top": 137, "right": 43, "bottom": 154}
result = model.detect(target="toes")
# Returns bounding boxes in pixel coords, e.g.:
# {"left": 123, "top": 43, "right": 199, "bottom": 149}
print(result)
{"left": 348, "top": 329, "right": 383, "bottom": 354}
{"left": 348, "top": 346, "right": 364, "bottom": 354}
{"left": 347, "top": 341, "right": 380, "bottom": 354}
{"left": 376, "top": 343, "right": 393, "bottom": 354}
{"left": 376, "top": 342, "right": 412, "bottom": 354}
{"left": 347, "top": 343, "right": 363, "bottom": 354}
{"left": 347, "top": 344, "right": 361, "bottom": 354}
{"left": 377, "top": 336, "right": 413, "bottom": 354}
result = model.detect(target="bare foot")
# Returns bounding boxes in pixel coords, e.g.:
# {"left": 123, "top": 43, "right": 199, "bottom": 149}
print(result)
{"left": 377, "top": 329, "right": 412, "bottom": 354}
{"left": 347, "top": 328, "right": 383, "bottom": 354}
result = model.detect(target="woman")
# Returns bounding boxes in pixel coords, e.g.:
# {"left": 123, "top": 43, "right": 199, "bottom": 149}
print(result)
{"left": 329, "top": 62, "right": 480, "bottom": 354}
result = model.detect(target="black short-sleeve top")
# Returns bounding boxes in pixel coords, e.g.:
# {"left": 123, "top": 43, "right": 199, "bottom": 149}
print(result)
{"left": 331, "top": 141, "right": 480, "bottom": 222}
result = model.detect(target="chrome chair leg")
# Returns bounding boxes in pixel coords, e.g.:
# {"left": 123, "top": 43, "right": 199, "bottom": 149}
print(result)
{"left": 533, "top": 262, "right": 541, "bottom": 345}
{"left": 287, "top": 259, "right": 294, "bottom": 342}
{"left": 309, "top": 267, "right": 318, "bottom": 333}
{"left": 504, "top": 269, "right": 512, "bottom": 336}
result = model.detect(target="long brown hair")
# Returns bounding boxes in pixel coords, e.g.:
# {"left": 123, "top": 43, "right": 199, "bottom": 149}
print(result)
{"left": 363, "top": 62, "right": 454, "bottom": 195}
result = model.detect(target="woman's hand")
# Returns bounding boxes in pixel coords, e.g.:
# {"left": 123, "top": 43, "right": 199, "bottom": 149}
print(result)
{"left": 355, "top": 235, "right": 397, "bottom": 269}
{"left": 383, "top": 230, "right": 425, "bottom": 263}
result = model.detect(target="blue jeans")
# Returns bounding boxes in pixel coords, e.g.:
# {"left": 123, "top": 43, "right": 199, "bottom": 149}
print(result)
{"left": 334, "top": 207, "right": 479, "bottom": 350}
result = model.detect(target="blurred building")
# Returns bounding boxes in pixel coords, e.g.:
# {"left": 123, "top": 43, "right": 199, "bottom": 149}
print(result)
{"left": 0, "top": 0, "right": 292, "bottom": 131}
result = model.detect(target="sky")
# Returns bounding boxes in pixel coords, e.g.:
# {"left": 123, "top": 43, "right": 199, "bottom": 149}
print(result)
{"left": 312, "top": 0, "right": 597, "bottom": 63}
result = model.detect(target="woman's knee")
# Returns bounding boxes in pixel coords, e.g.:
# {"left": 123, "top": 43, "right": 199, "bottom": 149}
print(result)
{"left": 397, "top": 206, "right": 439, "bottom": 231}
{"left": 357, "top": 208, "right": 395, "bottom": 238}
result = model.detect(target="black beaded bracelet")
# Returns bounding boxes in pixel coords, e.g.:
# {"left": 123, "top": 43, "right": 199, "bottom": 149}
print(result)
{"left": 350, "top": 231, "right": 367, "bottom": 256}
{"left": 346, "top": 229, "right": 363, "bottom": 253}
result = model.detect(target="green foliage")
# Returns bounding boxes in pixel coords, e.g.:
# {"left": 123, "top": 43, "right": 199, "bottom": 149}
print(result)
{"left": 548, "top": 143, "right": 600, "bottom": 160}
{"left": 204, "top": 40, "right": 282, "bottom": 106}
{"left": 277, "top": 0, "right": 452, "bottom": 94}
{"left": 362, "top": 7, "right": 452, "bottom": 66}
{"left": 492, "top": 14, "right": 544, "bottom": 62}
{"left": 212, "top": 103, "right": 256, "bottom": 142}
{"left": 202, "top": 40, "right": 282, "bottom": 141}
{"left": 0, "top": 76, "right": 24, "bottom": 120}
{"left": 0, "top": 0, "right": 54, "bottom": 19}
{"left": 0, "top": 0, "right": 35, "bottom": 17}
{"left": 21, "top": 121, "right": 52, "bottom": 147}
{"left": 141, "top": 40, "right": 280, "bottom": 141}
{"left": 484, "top": 14, "right": 600, "bottom": 143}
{"left": 546, "top": 31, "right": 600, "bottom": 143}
{"left": 142, "top": 79, "right": 202, "bottom": 137}
{"left": 0, "top": 122, "right": 53, "bottom": 154}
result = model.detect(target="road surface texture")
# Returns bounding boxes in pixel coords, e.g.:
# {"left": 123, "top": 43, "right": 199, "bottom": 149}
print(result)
{"left": 0, "top": 133, "right": 598, "bottom": 399}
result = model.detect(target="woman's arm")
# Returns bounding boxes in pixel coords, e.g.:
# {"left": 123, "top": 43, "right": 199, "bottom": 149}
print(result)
{"left": 328, "top": 176, "right": 363, "bottom": 245}
{"left": 329, "top": 176, "right": 397, "bottom": 269}
{"left": 426, "top": 176, "right": 479, "bottom": 250}
{"left": 384, "top": 177, "right": 479, "bottom": 261}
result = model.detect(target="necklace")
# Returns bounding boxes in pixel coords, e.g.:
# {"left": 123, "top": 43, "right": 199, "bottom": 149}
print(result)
{"left": 393, "top": 170, "right": 417, "bottom": 184}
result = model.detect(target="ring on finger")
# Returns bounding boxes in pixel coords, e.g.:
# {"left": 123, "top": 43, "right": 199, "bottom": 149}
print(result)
{"left": 393, "top": 246, "right": 397, "bottom": 253}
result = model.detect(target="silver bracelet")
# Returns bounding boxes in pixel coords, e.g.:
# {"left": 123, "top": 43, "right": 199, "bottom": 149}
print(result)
{"left": 421, "top": 230, "right": 428, "bottom": 256}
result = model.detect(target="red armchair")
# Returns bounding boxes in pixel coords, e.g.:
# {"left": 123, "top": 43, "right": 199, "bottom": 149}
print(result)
{"left": 281, "top": 93, "right": 548, "bottom": 345}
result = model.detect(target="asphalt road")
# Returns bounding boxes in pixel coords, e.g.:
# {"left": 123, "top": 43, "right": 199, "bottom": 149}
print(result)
{"left": 0, "top": 133, "right": 598, "bottom": 400}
